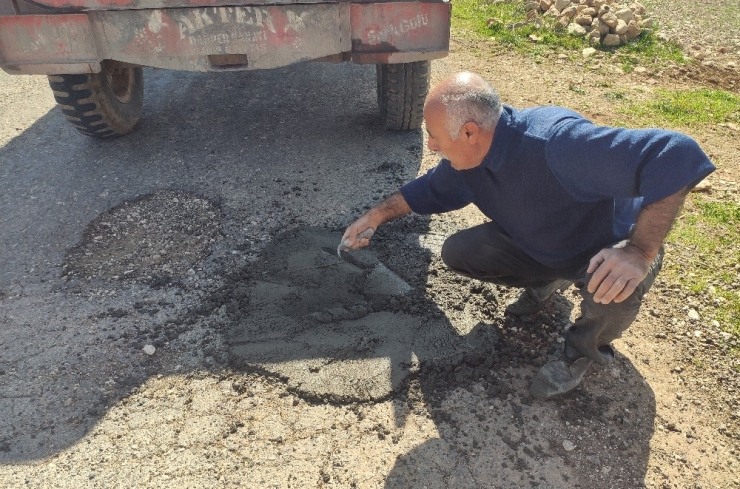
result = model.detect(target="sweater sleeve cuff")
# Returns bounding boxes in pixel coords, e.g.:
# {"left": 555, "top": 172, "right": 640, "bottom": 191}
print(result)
{"left": 639, "top": 140, "right": 716, "bottom": 206}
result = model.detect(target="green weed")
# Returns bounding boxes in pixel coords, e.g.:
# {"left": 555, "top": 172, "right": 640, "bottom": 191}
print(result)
{"left": 569, "top": 85, "right": 586, "bottom": 95}
{"left": 692, "top": 358, "right": 707, "bottom": 369}
{"left": 612, "top": 33, "right": 684, "bottom": 66}
{"left": 620, "top": 89, "right": 740, "bottom": 127}
{"left": 602, "top": 91, "right": 627, "bottom": 101}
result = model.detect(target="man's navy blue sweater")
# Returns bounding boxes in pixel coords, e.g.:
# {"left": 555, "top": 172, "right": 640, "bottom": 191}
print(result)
{"left": 400, "top": 105, "right": 716, "bottom": 269}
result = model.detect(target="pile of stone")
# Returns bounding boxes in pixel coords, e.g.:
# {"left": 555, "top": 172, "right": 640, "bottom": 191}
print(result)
{"left": 531, "top": 0, "right": 655, "bottom": 47}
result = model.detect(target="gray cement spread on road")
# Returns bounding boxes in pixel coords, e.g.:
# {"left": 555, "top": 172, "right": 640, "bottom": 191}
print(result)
{"left": 227, "top": 227, "right": 497, "bottom": 402}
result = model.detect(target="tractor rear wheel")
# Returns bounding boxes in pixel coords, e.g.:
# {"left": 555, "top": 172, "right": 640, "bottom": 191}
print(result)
{"left": 48, "top": 60, "right": 144, "bottom": 138}
{"left": 376, "top": 61, "right": 430, "bottom": 131}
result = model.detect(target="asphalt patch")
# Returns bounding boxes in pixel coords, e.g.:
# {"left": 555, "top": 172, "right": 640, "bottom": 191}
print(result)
{"left": 63, "top": 190, "right": 221, "bottom": 285}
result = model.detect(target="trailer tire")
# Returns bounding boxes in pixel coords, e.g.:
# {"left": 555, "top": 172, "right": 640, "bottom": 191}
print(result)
{"left": 376, "top": 61, "right": 430, "bottom": 131}
{"left": 48, "top": 61, "right": 144, "bottom": 138}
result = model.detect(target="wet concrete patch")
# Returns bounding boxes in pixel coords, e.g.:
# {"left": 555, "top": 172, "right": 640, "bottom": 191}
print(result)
{"left": 226, "top": 226, "right": 501, "bottom": 403}
{"left": 63, "top": 190, "right": 221, "bottom": 285}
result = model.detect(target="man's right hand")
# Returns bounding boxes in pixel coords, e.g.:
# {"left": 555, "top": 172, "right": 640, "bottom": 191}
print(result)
{"left": 340, "top": 191, "right": 413, "bottom": 251}
{"left": 341, "top": 219, "right": 376, "bottom": 251}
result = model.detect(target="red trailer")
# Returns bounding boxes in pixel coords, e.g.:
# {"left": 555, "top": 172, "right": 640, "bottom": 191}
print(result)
{"left": 0, "top": 0, "right": 451, "bottom": 136}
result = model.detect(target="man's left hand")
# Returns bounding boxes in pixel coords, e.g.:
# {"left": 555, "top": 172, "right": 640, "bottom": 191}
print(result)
{"left": 587, "top": 245, "right": 652, "bottom": 304}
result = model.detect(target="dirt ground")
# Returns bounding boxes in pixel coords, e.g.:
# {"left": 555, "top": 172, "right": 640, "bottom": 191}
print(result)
{"left": 1, "top": 2, "right": 739, "bottom": 488}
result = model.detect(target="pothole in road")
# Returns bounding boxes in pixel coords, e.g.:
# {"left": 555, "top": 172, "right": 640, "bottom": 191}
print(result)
{"left": 63, "top": 190, "right": 222, "bottom": 285}
{"left": 224, "top": 227, "right": 501, "bottom": 403}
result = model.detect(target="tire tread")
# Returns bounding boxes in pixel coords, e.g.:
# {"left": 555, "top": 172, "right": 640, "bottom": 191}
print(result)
{"left": 47, "top": 64, "right": 143, "bottom": 138}
{"left": 376, "top": 60, "right": 430, "bottom": 131}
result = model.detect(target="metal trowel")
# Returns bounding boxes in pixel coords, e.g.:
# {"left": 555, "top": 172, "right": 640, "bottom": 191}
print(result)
{"left": 286, "top": 228, "right": 375, "bottom": 273}
{"left": 316, "top": 227, "right": 374, "bottom": 268}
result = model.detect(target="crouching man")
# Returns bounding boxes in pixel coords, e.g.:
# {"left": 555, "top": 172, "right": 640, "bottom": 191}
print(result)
{"left": 342, "top": 72, "right": 715, "bottom": 399}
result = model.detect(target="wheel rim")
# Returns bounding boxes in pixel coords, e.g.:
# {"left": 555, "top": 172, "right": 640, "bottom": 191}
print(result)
{"left": 104, "top": 62, "right": 136, "bottom": 104}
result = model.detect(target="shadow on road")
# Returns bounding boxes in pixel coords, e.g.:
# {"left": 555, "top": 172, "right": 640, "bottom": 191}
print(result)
{"left": 0, "top": 61, "right": 655, "bottom": 487}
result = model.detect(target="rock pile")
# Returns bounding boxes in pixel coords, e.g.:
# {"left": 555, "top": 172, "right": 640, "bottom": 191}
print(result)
{"left": 531, "top": 0, "right": 655, "bottom": 47}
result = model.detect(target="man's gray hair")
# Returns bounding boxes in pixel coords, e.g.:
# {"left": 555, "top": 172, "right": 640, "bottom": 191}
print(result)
{"left": 439, "top": 77, "right": 502, "bottom": 139}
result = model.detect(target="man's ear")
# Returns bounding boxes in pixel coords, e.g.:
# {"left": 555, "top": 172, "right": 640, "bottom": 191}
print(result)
{"left": 461, "top": 121, "right": 479, "bottom": 142}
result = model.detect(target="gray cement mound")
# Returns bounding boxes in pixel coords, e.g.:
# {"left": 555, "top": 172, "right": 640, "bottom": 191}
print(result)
{"left": 226, "top": 227, "right": 500, "bottom": 402}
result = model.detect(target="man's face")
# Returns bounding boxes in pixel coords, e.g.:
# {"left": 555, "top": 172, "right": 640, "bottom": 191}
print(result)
{"left": 423, "top": 101, "right": 478, "bottom": 171}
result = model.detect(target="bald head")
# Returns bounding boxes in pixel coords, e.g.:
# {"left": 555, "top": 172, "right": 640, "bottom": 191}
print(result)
{"left": 426, "top": 72, "right": 502, "bottom": 139}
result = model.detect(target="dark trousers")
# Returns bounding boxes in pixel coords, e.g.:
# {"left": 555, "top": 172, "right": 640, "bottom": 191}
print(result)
{"left": 441, "top": 221, "right": 663, "bottom": 365}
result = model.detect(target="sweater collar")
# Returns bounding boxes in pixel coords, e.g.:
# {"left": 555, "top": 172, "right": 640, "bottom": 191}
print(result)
{"left": 479, "top": 105, "right": 516, "bottom": 173}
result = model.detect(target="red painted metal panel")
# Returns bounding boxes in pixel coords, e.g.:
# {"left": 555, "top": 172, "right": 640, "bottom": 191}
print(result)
{"left": 88, "top": 4, "right": 349, "bottom": 70}
{"left": 29, "top": 0, "right": 333, "bottom": 12}
{"left": 350, "top": 2, "right": 450, "bottom": 54}
{"left": 0, "top": 14, "right": 97, "bottom": 65}
{"left": 0, "top": 1, "right": 449, "bottom": 73}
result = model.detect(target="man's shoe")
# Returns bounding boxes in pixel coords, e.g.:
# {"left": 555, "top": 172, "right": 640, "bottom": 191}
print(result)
{"left": 505, "top": 288, "right": 543, "bottom": 316}
{"left": 505, "top": 279, "right": 571, "bottom": 316}
{"left": 529, "top": 356, "right": 593, "bottom": 400}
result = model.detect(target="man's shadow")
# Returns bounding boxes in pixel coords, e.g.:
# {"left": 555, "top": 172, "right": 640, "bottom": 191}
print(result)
{"left": 374, "top": 219, "right": 658, "bottom": 487}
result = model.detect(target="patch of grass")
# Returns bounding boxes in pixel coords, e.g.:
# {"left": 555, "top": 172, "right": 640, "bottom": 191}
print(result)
{"left": 451, "top": 0, "right": 686, "bottom": 66}
{"left": 664, "top": 197, "right": 740, "bottom": 338}
{"left": 569, "top": 85, "right": 586, "bottom": 95}
{"left": 453, "top": 0, "right": 589, "bottom": 51}
{"left": 692, "top": 358, "right": 707, "bottom": 370}
{"left": 699, "top": 200, "right": 740, "bottom": 225}
{"left": 619, "top": 89, "right": 740, "bottom": 128}
{"left": 602, "top": 90, "right": 627, "bottom": 101}
{"left": 612, "top": 33, "right": 684, "bottom": 69}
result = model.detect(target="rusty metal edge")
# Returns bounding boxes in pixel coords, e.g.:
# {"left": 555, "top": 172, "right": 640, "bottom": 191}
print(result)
{"left": 1, "top": 62, "right": 100, "bottom": 74}
{"left": 349, "top": 49, "right": 447, "bottom": 64}
{"left": 16, "top": 0, "right": 450, "bottom": 13}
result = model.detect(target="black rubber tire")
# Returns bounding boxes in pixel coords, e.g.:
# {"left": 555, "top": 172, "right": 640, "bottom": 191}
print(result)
{"left": 376, "top": 60, "right": 431, "bottom": 131}
{"left": 47, "top": 60, "right": 144, "bottom": 138}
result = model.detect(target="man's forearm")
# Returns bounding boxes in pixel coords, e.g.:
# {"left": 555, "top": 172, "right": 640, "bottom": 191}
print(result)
{"left": 365, "top": 191, "right": 412, "bottom": 227}
{"left": 628, "top": 187, "right": 689, "bottom": 261}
